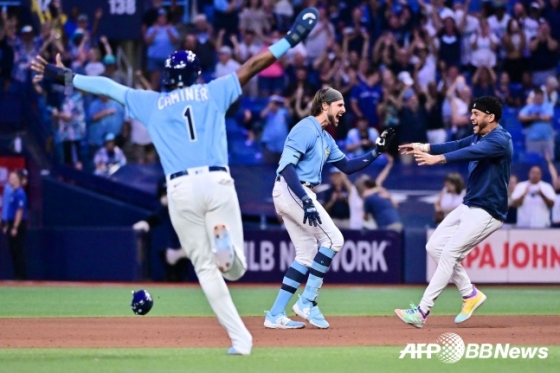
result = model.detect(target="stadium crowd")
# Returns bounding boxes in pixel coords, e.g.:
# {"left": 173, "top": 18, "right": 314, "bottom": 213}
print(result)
{"left": 0, "top": 0, "right": 560, "bottom": 229}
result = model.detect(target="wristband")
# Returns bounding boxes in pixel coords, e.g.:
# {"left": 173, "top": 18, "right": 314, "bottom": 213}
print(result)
{"left": 268, "top": 38, "right": 291, "bottom": 59}
{"left": 44, "top": 64, "right": 74, "bottom": 95}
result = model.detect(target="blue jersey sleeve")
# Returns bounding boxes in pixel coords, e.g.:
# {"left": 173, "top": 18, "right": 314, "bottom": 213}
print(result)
{"left": 73, "top": 75, "right": 129, "bottom": 105}
{"left": 124, "top": 89, "right": 160, "bottom": 128}
{"left": 350, "top": 85, "right": 360, "bottom": 102}
{"left": 207, "top": 73, "right": 242, "bottom": 113}
{"left": 444, "top": 135, "right": 509, "bottom": 164}
{"left": 284, "top": 125, "right": 317, "bottom": 154}
{"left": 326, "top": 135, "right": 345, "bottom": 163}
{"left": 430, "top": 136, "right": 473, "bottom": 155}
{"left": 14, "top": 191, "right": 26, "bottom": 210}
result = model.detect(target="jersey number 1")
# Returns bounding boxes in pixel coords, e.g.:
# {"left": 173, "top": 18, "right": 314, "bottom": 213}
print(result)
{"left": 183, "top": 106, "right": 197, "bottom": 142}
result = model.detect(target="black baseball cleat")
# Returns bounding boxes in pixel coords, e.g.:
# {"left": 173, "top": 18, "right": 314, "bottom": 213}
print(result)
{"left": 285, "top": 7, "right": 319, "bottom": 47}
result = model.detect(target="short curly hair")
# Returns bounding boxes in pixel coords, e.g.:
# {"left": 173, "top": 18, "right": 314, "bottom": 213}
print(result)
{"left": 471, "top": 95, "right": 502, "bottom": 122}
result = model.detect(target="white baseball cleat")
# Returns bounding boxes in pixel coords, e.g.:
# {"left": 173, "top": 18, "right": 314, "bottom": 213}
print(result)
{"left": 213, "top": 224, "right": 235, "bottom": 273}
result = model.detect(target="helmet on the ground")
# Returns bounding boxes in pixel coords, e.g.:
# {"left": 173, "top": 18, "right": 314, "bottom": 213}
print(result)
{"left": 163, "top": 50, "right": 201, "bottom": 89}
{"left": 131, "top": 290, "right": 153, "bottom": 315}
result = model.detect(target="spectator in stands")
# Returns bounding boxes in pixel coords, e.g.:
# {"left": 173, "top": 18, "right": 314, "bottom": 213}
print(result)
{"left": 0, "top": 23, "right": 14, "bottom": 89}
{"left": 88, "top": 95, "right": 125, "bottom": 155}
{"left": 505, "top": 174, "right": 519, "bottom": 226}
{"left": 372, "top": 31, "right": 398, "bottom": 68}
{"left": 345, "top": 117, "right": 379, "bottom": 159}
{"left": 511, "top": 165, "right": 556, "bottom": 228}
{"left": 350, "top": 67, "right": 383, "bottom": 128}
{"left": 321, "top": 168, "right": 352, "bottom": 230}
{"left": 239, "top": 0, "right": 269, "bottom": 36}
{"left": 214, "top": 44, "right": 240, "bottom": 79}
{"left": 260, "top": 95, "right": 289, "bottom": 165}
{"left": 544, "top": 0, "right": 560, "bottom": 43}
{"left": 181, "top": 32, "right": 215, "bottom": 81}
{"left": 495, "top": 71, "right": 521, "bottom": 107}
{"left": 52, "top": 89, "right": 86, "bottom": 169}
{"left": 102, "top": 54, "right": 126, "bottom": 85}
{"left": 523, "top": 2, "right": 542, "bottom": 45}
{"left": 452, "top": 0, "right": 479, "bottom": 70}
{"left": 424, "top": 81, "right": 447, "bottom": 144}
{"left": 229, "top": 30, "right": 261, "bottom": 96}
{"left": 546, "top": 153, "right": 560, "bottom": 227}
{"left": 411, "top": 43, "right": 437, "bottom": 93}
{"left": 36, "top": 20, "right": 64, "bottom": 62}
{"left": 257, "top": 30, "right": 285, "bottom": 97}
{"left": 472, "top": 66, "right": 497, "bottom": 98}
{"left": 94, "top": 133, "right": 126, "bottom": 177}
{"left": 434, "top": 172, "right": 465, "bottom": 224}
{"left": 470, "top": 19, "right": 499, "bottom": 71}
{"left": 213, "top": 0, "right": 242, "bottom": 38}
{"left": 529, "top": 21, "right": 558, "bottom": 86}
{"left": 12, "top": 25, "right": 39, "bottom": 85}
{"left": 527, "top": 76, "right": 559, "bottom": 107}
{"left": 447, "top": 76, "right": 473, "bottom": 140}
{"left": 518, "top": 88, "right": 555, "bottom": 157}
{"left": 434, "top": 14, "right": 462, "bottom": 72}
{"left": 144, "top": 8, "right": 179, "bottom": 90}
{"left": 84, "top": 46, "right": 104, "bottom": 76}
{"left": 2, "top": 170, "right": 28, "bottom": 280}
{"left": 362, "top": 173, "right": 402, "bottom": 232}
{"left": 398, "top": 91, "right": 428, "bottom": 164}
{"left": 305, "top": 6, "right": 334, "bottom": 63}
{"left": 502, "top": 19, "right": 526, "bottom": 84}
{"left": 487, "top": 1, "right": 511, "bottom": 41}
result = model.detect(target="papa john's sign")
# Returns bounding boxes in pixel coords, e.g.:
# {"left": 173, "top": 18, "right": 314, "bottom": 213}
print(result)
{"left": 426, "top": 229, "right": 560, "bottom": 283}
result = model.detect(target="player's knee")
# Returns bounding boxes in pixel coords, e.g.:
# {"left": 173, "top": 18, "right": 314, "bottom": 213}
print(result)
{"left": 319, "top": 229, "right": 344, "bottom": 253}
{"left": 294, "top": 251, "right": 314, "bottom": 268}
{"left": 426, "top": 241, "right": 438, "bottom": 256}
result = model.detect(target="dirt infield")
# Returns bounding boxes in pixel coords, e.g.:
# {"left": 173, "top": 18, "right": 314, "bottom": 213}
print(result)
{"left": 1, "top": 316, "right": 559, "bottom": 348}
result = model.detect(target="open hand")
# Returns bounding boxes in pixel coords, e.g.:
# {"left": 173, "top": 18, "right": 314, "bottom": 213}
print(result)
{"left": 413, "top": 150, "right": 444, "bottom": 166}
{"left": 399, "top": 142, "right": 428, "bottom": 155}
{"left": 31, "top": 53, "right": 65, "bottom": 82}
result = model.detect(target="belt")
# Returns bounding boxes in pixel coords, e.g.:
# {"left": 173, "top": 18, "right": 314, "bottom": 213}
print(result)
{"left": 169, "top": 166, "right": 228, "bottom": 180}
{"left": 276, "top": 176, "right": 313, "bottom": 188}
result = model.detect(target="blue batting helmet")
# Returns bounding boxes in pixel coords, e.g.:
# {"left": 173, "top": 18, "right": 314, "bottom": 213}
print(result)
{"left": 163, "top": 50, "right": 201, "bottom": 89}
{"left": 131, "top": 290, "right": 153, "bottom": 315}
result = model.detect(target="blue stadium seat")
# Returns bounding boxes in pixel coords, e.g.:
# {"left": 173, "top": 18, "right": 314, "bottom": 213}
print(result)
{"left": 553, "top": 107, "right": 560, "bottom": 130}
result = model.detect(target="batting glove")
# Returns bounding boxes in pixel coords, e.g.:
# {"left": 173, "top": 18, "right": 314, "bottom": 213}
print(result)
{"left": 285, "top": 7, "right": 319, "bottom": 47}
{"left": 302, "top": 197, "right": 322, "bottom": 227}
{"left": 133, "top": 220, "right": 150, "bottom": 232}
{"left": 375, "top": 127, "right": 396, "bottom": 154}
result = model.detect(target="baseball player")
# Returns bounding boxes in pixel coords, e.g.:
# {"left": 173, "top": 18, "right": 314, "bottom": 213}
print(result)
{"left": 395, "top": 96, "right": 512, "bottom": 328}
{"left": 264, "top": 87, "right": 395, "bottom": 329}
{"left": 32, "top": 7, "right": 321, "bottom": 354}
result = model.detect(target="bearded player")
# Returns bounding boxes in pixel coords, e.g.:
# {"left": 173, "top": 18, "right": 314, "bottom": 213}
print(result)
{"left": 264, "top": 87, "right": 395, "bottom": 329}
{"left": 395, "top": 96, "right": 512, "bottom": 328}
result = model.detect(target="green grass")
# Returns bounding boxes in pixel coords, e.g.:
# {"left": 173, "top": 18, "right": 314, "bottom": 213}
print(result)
{"left": 0, "top": 347, "right": 558, "bottom": 373}
{"left": 0, "top": 285, "right": 559, "bottom": 317}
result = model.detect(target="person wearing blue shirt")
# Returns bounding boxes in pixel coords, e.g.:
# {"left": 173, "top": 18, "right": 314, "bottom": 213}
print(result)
{"left": 33, "top": 6, "right": 322, "bottom": 356}
{"left": 3, "top": 171, "right": 28, "bottom": 280}
{"left": 350, "top": 67, "right": 383, "bottom": 127}
{"left": 518, "top": 88, "right": 555, "bottom": 158}
{"left": 264, "top": 87, "right": 395, "bottom": 330}
{"left": 260, "top": 95, "right": 290, "bottom": 165}
{"left": 395, "top": 96, "right": 512, "bottom": 328}
{"left": 88, "top": 95, "right": 125, "bottom": 152}
{"left": 362, "top": 178, "right": 403, "bottom": 231}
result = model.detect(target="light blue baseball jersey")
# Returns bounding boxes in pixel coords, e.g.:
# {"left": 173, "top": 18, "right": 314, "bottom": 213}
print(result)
{"left": 124, "top": 73, "right": 241, "bottom": 175}
{"left": 277, "top": 116, "right": 345, "bottom": 185}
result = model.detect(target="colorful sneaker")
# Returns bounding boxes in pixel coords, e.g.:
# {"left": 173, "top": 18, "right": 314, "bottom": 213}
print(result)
{"left": 292, "top": 296, "right": 330, "bottom": 329}
{"left": 455, "top": 287, "right": 487, "bottom": 324}
{"left": 264, "top": 311, "right": 306, "bottom": 329}
{"left": 213, "top": 224, "right": 235, "bottom": 273}
{"left": 394, "top": 303, "right": 429, "bottom": 328}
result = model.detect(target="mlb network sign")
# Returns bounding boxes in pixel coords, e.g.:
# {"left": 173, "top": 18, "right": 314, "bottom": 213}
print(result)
{"left": 400, "top": 333, "right": 549, "bottom": 364}
{"left": 426, "top": 229, "right": 560, "bottom": 283}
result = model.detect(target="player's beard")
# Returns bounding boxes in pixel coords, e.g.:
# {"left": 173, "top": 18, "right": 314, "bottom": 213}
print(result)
{"left": 327, "top": 112, "right": 338, "bottom": 127}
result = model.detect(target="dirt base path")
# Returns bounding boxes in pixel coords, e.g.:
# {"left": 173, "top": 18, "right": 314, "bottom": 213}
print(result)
{"left": 1, "top": 316, "right": 559, "bottom": 348}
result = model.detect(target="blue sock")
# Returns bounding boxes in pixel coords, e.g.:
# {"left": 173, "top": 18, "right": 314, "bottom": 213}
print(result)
{"left": 301, "top": 247, "right": 336, "bottom": 303}
{"left": 270, "top": 261, "right": 308, "bottom": 315}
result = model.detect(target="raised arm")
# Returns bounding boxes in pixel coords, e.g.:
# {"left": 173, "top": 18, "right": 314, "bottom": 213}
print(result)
{"left": 415, "top": 137, "right": 507, "bottom": 166}
{"left": 31, "top": 54, "right": 129, "bottom": 105}
{"left": 236, "top": 7, "right": 319, "bottom": 86}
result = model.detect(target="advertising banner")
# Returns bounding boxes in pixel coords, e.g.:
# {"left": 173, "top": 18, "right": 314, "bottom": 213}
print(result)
{"left": 426, "top": 229, "right": 560, "bottom": 283}
{"left": 240, "top": 229, "right": 403, "bottom": 283}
